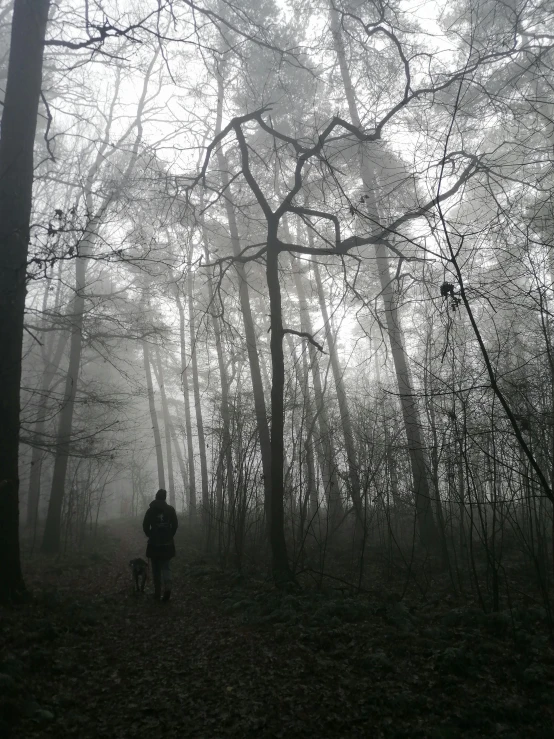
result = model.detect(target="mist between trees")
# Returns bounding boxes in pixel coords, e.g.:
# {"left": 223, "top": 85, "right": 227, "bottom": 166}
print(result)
{"left": 1, "top": 0, "right": 554, "bottom": 615}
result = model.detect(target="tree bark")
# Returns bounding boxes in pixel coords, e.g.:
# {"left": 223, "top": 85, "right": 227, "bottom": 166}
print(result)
{"left": 0, "top": 0, "right": 50, "bottom": 598}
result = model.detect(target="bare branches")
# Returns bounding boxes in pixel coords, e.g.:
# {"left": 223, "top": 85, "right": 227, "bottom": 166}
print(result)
{"left": 188, "top": 106, "right": 271, "bottom": 189}
{"left": 45, "top": 12, "right": 161, "bottom": 50}
{"left": 286, "top": 206, "right": 341, "bottom": 248}
{"left": 283, "top": 329, "right": 325, "bottom": 353}
{"left": 233, "top": 123, "right": 273, "bottom": 220}
{"left": 39, "top": 91, "right": 55, "bottom": 163}
{"left": 202, "top": 242, "right": 268, "bottom": 268}
{"left": 181, "top": 0, "right": 314, "bottom": 71}
{"left": 434, "top": 74, "right": 554, "bottom": 504}
{"left": 188, "top": 98, "right": 480, "bottom": 272}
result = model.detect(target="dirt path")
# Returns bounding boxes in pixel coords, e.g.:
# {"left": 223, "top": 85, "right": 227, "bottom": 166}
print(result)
{"left": 2, "top": 521, "right": 554, "bottom": 738}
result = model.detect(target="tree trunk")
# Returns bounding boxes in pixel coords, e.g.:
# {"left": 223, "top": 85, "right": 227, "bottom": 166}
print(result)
{"left": 424, "top": 322, "right": 452, "bottom": 571}
{"left": 153, "top": 346, "right": 175, "bottom": 507}
{"left": 175, "top": 288, "right": 196, "bottom": 513}
{"left": 285, "top": 334, "right": 317, "bottom": 543}
{"left": 142, "top": 339, "right": 165, "bottom": 490}
{"left": 375, "top": 246, "right": 438, "bottom": 545}
{"left": 200, "top": 203, "right": 234, "bottom": 510}
{"left": 312, "top": 259, "right": 365, "bottom": 528}
{"left": 221, "top": 172, "right": 272, "bottom": 524}
{"left": 301, "top": 346, "right": 319, "bottom": 522}
{"left": 26, "top": 255, "right": 68, "bottom": 531}
{"left": 329, "top": 1, "right": 438, "bottom": 547}
{"left": 288, "top": 252, "right": 342, "bottom": 524}
{"left": 167, "top": 414, "right": 186, "bottom": 508}
{"left": 266, "top": 229, "right": 292, "bottom": 583}
{"left": 187, "top": 263, "right": 209, "bottom": 521}
{"left": 42, "top": 228, "right": 94, "bottom": 553}
{"left": 0, "top": 0, "right": 50, "bottom": 598}
{"left": 215, "top": 73, "right": 272, "bottom": 529}
{"left": 27, "top": 328, "right": 68, "bottom": 530}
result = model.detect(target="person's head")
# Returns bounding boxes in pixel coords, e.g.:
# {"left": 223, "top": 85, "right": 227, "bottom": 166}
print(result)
{"left": 155, "top": 488, "right": 167, "bottom": 501}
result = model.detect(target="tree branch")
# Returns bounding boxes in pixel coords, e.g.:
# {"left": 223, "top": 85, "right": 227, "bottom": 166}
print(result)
{"left": 283, "top": 328, "right": 325, "bottom": 353}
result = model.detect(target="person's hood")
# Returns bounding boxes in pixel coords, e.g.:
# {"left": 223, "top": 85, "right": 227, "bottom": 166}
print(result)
{"left": 149, "top": 498, "right": 169, "bottom": 511}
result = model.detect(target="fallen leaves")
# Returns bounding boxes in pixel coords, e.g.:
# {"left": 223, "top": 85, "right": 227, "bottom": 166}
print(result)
{"left": 1, "top": 521, "right": 553, "bottom": 738}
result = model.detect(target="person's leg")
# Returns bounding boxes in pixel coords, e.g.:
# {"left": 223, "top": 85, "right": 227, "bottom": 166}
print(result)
{"left": 161, "top": 559, "right": 172, "bottom": 601}
{"left": 151, "top": 558, "right": 162, "bottom": 600}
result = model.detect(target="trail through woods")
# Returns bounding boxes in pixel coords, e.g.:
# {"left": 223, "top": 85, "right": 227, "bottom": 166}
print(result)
{"left": 2, "top": 521, "right": 554, "bottom": 738}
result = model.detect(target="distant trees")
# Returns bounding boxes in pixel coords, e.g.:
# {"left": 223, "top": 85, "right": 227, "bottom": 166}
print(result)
{"left": 41, "top": 45, "right": 163, "bottom": 554}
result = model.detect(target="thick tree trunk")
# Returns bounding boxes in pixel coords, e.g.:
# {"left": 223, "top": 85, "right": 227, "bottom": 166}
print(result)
{"left": 175, "top": 288, "right": 196, "bottom": 513}
{"left": 187, "top": 265, "right": 210, "bottom": 521}
{"left": 329, "top": 2, "right": 438, "bottom": 547}
{"left": 0, "top": 0, "right": 50, "bottom": 598}
{"left": 153, "top": 346, "right": 175, "bottom": 507}
{"left": 142, "top": 339, "right": 165, "bottom": 490}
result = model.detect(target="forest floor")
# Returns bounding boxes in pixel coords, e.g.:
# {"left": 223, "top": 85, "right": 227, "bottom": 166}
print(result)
{"left": 1, "top": 520, "right": 554, "bottom": 739}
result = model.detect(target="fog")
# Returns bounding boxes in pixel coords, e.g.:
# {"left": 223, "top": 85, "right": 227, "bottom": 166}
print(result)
{"left": 1, "top": 0, "right": 554, "bottom": 734}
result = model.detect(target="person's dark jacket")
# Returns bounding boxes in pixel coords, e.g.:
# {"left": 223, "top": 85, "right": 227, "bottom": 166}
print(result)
{"left": 142, "top": 499, "right": 178, "bottom": 560}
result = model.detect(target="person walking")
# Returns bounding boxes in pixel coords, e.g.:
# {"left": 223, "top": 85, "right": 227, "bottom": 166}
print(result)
{"left": 142, "top": 489, "right": 178, "bottom": 601}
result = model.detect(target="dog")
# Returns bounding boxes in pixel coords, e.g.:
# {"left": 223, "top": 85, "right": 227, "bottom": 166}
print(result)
{"left": 129, "top": 558, "right": 148, "bottom": 593}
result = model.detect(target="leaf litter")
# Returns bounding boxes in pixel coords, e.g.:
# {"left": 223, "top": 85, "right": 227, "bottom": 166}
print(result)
{"left": 1, "top": 520, "right": 553, "bottom": 738}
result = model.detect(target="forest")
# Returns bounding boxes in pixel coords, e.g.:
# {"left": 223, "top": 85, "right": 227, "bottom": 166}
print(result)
{"left": 1, "top": 0, "right": 554, "bottom": 736}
